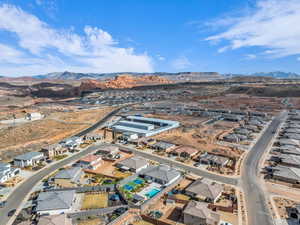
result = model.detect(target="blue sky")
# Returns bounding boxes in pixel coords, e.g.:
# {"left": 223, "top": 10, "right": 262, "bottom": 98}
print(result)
{"left": 0, "top": 0, "right": 300, "bottom": 76}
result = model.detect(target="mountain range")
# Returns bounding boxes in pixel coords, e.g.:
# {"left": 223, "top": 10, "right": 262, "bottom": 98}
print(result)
{"left": 32, "top": 71, "right": 300, "bottom": 81}
{"left": 32, "top": 71, "right": 223, "bottom": 81}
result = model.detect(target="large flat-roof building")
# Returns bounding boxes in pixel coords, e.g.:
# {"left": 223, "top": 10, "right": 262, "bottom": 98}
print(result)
{"left": 111, "top": 116, "right": 180, "bottom": 138}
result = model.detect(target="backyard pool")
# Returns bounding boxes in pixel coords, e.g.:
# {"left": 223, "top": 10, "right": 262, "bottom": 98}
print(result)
{"left": 146, "top": 188, "right": 160, "bottom": 198}
{"left": 133, "top": 178, "right": 144, "bottom": 185}
{"left": 123, "top": 184, "right": 134, "bottom": 191}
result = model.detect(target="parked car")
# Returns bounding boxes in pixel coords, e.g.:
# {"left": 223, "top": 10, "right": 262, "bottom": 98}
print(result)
{"left": 194, "top": 162, "right": 201, "bottom": 167}
{"left": 8, "top": 209, "right": 16, "bottom": 217}
{"left": 0, "top": 201, "right": 6, "bottom": 208}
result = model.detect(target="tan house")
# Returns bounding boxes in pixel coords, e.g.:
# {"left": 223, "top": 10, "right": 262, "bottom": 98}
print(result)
{"left": 77, "top": 154, "right": 102, "bottom": 170}
{"left": 53, "top": 167, "right": 83, "bottom": 188}
{"left": 185, "top": 178, "right": 223, "bottom": 203}
{"left": 183, "top": 201, "right": 220, "bottom": 225}
{"left": 41, "top": 144, "right": 67, "bottom": 159}
{"left": 171, "top": 146, "right": 199, "bottom": 158}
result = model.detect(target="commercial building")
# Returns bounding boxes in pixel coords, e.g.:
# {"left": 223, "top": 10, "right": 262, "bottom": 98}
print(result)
{"left": 111, "top": 116, "right": 180, "bottom": 138}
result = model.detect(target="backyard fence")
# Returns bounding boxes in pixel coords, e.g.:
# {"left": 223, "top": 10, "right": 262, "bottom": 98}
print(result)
{"left": 45, "top": 184, "right": 116, "bottom": 193}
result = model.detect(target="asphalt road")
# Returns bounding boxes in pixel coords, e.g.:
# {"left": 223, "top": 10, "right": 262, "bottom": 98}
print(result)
{"left": 0, "top": 107, "right": 122, "bottom": 225}
{"left": 73, "top": 106, "right": 123, "bottom": 137}
{"left": 241, "top": 112, "right": 287, "bottom": 225}
{"left": 117, "top": 145, "right": 238, "bottom": 186}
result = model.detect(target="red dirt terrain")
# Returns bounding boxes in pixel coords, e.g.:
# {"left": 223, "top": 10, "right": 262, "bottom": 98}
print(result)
{"left": 79, "top": 74, "right": 172, "bottom": 90}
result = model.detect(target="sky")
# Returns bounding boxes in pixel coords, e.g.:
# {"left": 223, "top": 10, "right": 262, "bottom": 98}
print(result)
{"left": 0, "top": 0, "right": 300, "bottom": 76}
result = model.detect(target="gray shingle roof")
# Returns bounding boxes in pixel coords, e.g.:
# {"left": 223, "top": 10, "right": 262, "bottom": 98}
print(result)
{"left": 183, "top": 200, "right": 220, "bottom": 223}
{"left": 36, "top": 190, "right": 75, "bottom": 211}
{"left": 140, "top": 165, "right": 180, "bottom": 183}
{"left": 273, "top": 165, "right": 300, "bottom": 180}
{"left": 117, "top": 156, "right": 148, "bottom": 170}
{"left": 15, "top": 152, "right": 43, "bottom": 161}
{"left": 54, "top": 167, "right": 82, "bottom": 183}
{"left": 185, "top": 178, "right": 223, "bottom": 200}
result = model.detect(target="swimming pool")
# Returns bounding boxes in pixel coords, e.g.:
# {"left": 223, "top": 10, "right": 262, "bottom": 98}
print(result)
{"left": 133, "top": 178, "right": 144, "bottom": 185}
{"left": 123, "top": 184, "right": 134, "bottom": 191}
{"left": 146, "top": 188, "right": 160, "bottom": 198}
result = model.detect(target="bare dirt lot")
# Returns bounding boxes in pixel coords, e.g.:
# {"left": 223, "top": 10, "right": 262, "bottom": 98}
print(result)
{"left": 197, "top": 94, "right": 284, "bottom": 115}
{"left": 152, "top": 118, "right": 242, "bottom": 159}
{"left": 0, "top": 107, "right": 115, "bottom": 160}
{"left": 273, "top": 197, "right": 299, "bottom": 219}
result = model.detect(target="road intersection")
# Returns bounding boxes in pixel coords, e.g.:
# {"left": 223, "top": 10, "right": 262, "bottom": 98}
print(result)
{"left": 0, "top": 109, "right": 286, "bottom": 225}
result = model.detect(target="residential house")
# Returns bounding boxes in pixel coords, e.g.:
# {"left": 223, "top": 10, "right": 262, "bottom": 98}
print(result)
{"left": 184, "top": 178, "right": 223, "bottom": 203}
{"left": 115, "top": 156, "right": 148, "bottom": 173}
{"left": 198, "top": 153, "right": 229, "bottom": 167}
{"left": 61, "top": 136, "right": 82, "bottom": 149}
{"left": 223, "top": 133, "right": 248, "bottom": 143}
{"left": 77, "top": 154, "right": 102, "bottom": 170}
{"left": 247, "top": 119, "right": 264, "bottom": 127}
{"left": 277, "top": 139, "right": 300, "bottom": 147}
{"left": 230, "top": 110, "right": 247, "bottom": 116}
{"left": 222, "top": 114, "right": 243, "bottom": 122}
{"left": 234, "top": 128, "right": 252, "bottom": 136}
{"left": 83, "top": 133, "right": 104, "bottom": 142}
{"left": 14, "top": 152, "right": 44, "bottom": 168}
{"left": 150, "top": 141, "right": 176, "bottom": 152}
{"left": 41, "top": 143, "right": 66, "bottom": 159}
{"left": 270, "top": 165, "right": 300, "bottom": 184}
{"left": 0, "top": 162, "right": 20, "bottom": 184}
{"left": 53, "top": 167, "right": 83, "bottom": 187}
{"left": 183, "top": 200, "right": 220, "bottom": 225}
{"left": 36, "top": 190, "right": 76, "bottom": 215}
{"left": 272, "top": 146, "right": 300, "bottom": 156}
{"left": 223, "top": 133, "right": 240, "bottom": 143}
{"left": 284, "top": 128, "right": 300, "bottom": 134}
{"left": 269, "top": 154, "right": 300, "bottom": 168}
{"left": 171, "top": 146, "right": 199, "bottom": 158}
{"left": 284, "top": 133, "right": 300, "bottom": 141}
{"left": 287, "top": 204, "right": 300, "bottom": 222}
{"left": 96, "top": 145, "right": 119, "bottom": 157}
{"left": 139, "top": 165, "right": 181, "bottom": 186}
{"left": 26, "top": 112, "right": 43, "bottom": 121}
{"left": 244, "top": 125, "right": 260, "bottom": 133}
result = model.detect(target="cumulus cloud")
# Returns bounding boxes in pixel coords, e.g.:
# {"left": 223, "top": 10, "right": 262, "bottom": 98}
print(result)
{"left": 0, "top": 4, "right": 153, "bottom": 76}
{"left": 171, "top": 56, "right": 192, "bottom": 70}
{"left": 206, "top": 0, "right": 300, "bottom": 58}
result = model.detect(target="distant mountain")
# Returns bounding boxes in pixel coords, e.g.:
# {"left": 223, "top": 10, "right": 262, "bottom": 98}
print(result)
{"left": 250, "top": 71, "right": 300, "bottom": 79}
{"left": 32, "top": 71, "right": 224, "bottom": 81}
{"left": 224, "top": 71, "right": 300, "bottom": 79}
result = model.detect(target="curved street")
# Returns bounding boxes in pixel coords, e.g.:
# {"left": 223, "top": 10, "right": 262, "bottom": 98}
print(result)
{"left": 241, "top": 112, "right": 287, "bottom": 225}
{"left": 0, "top": 106, "right": 123, "bottom": 225}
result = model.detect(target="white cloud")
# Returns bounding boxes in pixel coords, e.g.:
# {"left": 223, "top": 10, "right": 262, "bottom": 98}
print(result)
{"left": 0, "top": 4, "right": 153, "bottom": 76}
{"left": 245, "top": 54, "right": 257, "bottom": 59}
{"left": 171, "top": 56, "right": 192, "bottom": 70}
{"left": 156, "top": 54, "right": 165, "bottom": 61}
{"left": 206, "top": 0, "right": 300, "bottom": 58}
